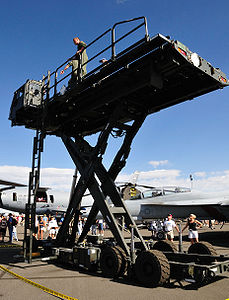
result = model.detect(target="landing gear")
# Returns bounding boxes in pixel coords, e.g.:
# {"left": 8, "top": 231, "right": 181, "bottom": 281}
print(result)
{"left": 134, "top": 250, "right": 170, "bottom": 287}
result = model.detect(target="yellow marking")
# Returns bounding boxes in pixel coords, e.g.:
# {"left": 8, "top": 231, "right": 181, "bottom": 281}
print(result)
{"left": 0, "top": 265, "right": 78, "bottom": 300}
{"left": 0, "top": 244, "right": 21, "bottom": 248}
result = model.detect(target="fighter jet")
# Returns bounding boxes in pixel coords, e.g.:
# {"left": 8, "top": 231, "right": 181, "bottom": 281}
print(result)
{"left": 120, "top": 185, "right": 229, "bottom": 222}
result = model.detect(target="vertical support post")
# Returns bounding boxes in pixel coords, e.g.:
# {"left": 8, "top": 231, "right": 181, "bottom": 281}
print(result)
{"left": 54, "top": 71, "right": 58, "bottom": 96}
{"left": 111, "top": 27, "right": 116, "bottom": 60}
{"left": 77, "top": 54, "right": 82, "bottom": 82}
{"left": 41, "top": 75, "right": 45, "bottom": 101}
{"left": 47, "top": 70, "right": 51, "bottom": 101}
{"left": 143, "top": 16, "right": 149, "bottom": 42}
{"left": 178, "top": 222, "right": 183, "bottom": 253}
{"left": 69, "top": 168, "right": 78, "bottom": 202}
{"left": 130, "top": 225, "right": 136, "bottom": 264}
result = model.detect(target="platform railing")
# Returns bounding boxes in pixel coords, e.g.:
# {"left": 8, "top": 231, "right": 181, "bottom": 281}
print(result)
{"left": 41, "top": 16, "right": 149, "bottom": 102}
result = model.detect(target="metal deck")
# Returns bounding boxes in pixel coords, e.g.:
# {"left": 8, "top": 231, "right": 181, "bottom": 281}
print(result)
{"left": 9, "top": 25, "right": 228, "bottom": 137}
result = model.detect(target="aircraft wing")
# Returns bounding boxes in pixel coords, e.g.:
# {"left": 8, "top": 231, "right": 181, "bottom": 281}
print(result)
{"left": 0, "top": 179, "right": 27, "bottom": 187}
{"left": 0, "top": 179, "right": 27, "bottom": 192}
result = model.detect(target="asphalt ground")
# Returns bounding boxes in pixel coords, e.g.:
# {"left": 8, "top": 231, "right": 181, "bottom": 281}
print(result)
{"left": 0, "top": 223, "right": 229, "bottom": 300}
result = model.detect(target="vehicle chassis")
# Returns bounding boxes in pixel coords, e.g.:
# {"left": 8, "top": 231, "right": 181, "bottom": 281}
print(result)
{"left": 46, "top": 238, "right": 229, "bottom": 287}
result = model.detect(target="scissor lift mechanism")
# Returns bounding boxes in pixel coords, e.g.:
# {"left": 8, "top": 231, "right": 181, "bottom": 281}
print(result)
{"left": 9, "top": 17, "right": 229, "bottom": 286}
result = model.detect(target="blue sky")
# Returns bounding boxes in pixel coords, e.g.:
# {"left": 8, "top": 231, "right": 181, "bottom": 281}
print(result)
{"left": 0, "top": 0, "right": 229, "bottom": 192}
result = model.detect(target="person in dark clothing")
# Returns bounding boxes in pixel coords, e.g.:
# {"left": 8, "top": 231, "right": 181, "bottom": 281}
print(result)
{"left": 182, "top": 214, "right": 202, "bottom": 244}
{"left": 0, "top": 216, "right": 7, "bottom": 242}
{"left": 7, "top": 213, "right": 13, "bottom": 243}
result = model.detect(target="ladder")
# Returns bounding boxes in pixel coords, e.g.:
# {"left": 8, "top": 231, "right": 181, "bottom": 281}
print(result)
{"left": 24, "top": 129, "right": 45, "bottom": 262}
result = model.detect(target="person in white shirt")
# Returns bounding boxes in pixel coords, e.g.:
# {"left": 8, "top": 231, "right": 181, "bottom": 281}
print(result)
{"left": 48, "top": 217, "right": 58, "bottom": 239}
{"left": 163, "top": 214, "right": 179, "bottom": 241}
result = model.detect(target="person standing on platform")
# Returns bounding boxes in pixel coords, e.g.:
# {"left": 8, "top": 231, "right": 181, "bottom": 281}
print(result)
{"left": 60, "top": 37, "right": 88, "bottom": 86}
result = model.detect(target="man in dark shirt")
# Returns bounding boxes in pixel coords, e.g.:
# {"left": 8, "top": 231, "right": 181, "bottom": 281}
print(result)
{"left": 7, "top": 213, "right": 13, "bottom": 243}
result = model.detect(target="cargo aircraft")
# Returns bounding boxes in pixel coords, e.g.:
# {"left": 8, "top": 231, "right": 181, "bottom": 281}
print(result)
{"left": 0, "top": 179, "right": 79, "bottom": 215}
{"left": 0, "top": 179, "right": 229, "bottom": 222}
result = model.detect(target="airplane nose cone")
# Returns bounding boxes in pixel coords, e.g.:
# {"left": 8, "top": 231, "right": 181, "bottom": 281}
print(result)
{"left": 0, "top": 193, "right": 3, "bottom": 207}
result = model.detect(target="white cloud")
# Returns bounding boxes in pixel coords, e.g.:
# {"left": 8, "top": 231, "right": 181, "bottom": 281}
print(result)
{"left": 1, "top": 165, "right": 229, "bottom": 194}
{"left": 117, "top": 169, "right": 229, "bottom": 193}
{"left": 148, "top": 160, "right": 169, "bottom": 168}
{"left": 0, "top": 165, "right": 30, "bottom": 184}
{"left": 117, "top": 169, "right": 183, "bottom": 187}
{"left": 193, "top": 172, "right": 206, "bottom": 178}
{"left": 0, "top": 165, "right": 74, "bottom": 192}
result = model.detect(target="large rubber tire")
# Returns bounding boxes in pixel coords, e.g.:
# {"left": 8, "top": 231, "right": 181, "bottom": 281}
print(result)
{"left": 135, "top": 250, "right": 170, "bottom": 287}
{"left": 188, "top": 242, "right": 217, "bottom": 256}
{"left": 114, "top": 246, "right": 128, "bottom": 277}
{"left": 100, "top": 246, "right": 122, "bottom": 278}
{"left": 153, "top": 240, "right": 177, "bottom": 253}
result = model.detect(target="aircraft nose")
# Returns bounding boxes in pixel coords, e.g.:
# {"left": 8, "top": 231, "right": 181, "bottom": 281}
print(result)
{"left": 0, "top": 194, "right": 3, "bottom": 207}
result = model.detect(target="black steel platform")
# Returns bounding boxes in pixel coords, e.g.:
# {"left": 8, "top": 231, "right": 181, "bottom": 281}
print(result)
{"left": 9, "top": 29, "right": 228, "bottom": 137}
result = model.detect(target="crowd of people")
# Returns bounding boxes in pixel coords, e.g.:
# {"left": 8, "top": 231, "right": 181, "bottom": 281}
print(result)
{"left": 0, "top": 213, "right": 22, "bottom": 243}
{"left": 0, "top": 213, "right": 65, "bottom": 242}
{"left": 0, "top": 212, "right": 108, "bottom": 243}
{"left": 0, "top": 210, "right": 220, "bottom": 245}
{"left": 34, "top": 215, "right": 107, "bottom": 240}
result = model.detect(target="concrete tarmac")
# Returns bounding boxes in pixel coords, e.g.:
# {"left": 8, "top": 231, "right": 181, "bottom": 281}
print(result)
{"left": 0, "top": 223, "right": 228, "bottom": 300}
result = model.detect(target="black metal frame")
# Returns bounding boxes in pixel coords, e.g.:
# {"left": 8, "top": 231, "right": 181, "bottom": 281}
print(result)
{"left": 55, "top": 103, "right": 148, "bottom": 257}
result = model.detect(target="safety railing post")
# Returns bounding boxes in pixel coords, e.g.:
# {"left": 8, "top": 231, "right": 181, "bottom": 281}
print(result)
{"left": 78, "top": 54, "right": 82, "bottom": 82}
{"left": 41, "top": 75, "right": 45, "bottom": 102}
{"left": 111, "top": 27, "right": 116, "bottom": 61}
{"left": 144, "top": 17, "right": 150, "bottom": 41}
{"left": 54, "top": 71, "right": 58, "bottom": 96}
{"left": 47, "top": 70, "right": 51, "bottom": 101}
